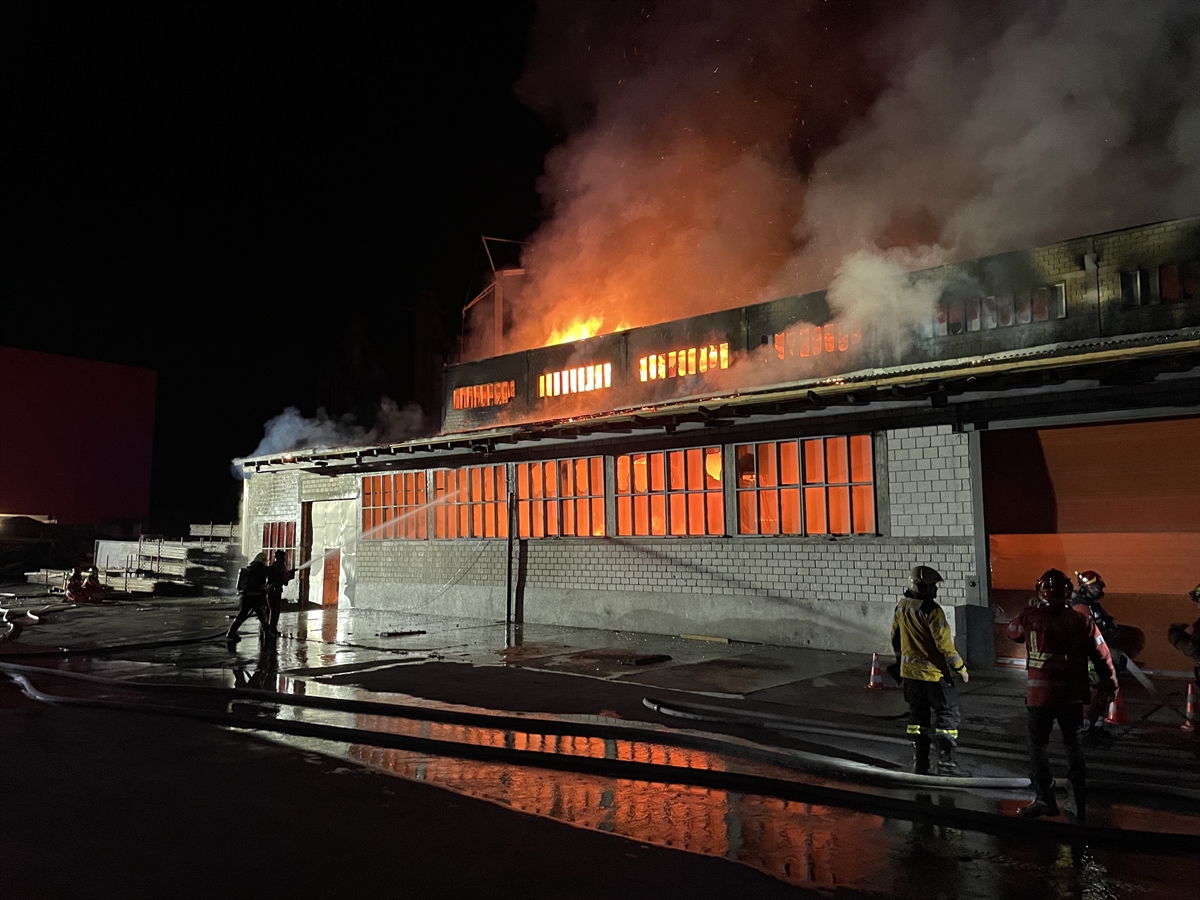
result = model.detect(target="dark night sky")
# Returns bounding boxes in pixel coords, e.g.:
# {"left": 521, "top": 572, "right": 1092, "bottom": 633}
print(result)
{"left": 3, "top": 2, "right": 557, "bottom": 531}
{"left": 6, "top": 1, "right": 1197, "bottom": 534}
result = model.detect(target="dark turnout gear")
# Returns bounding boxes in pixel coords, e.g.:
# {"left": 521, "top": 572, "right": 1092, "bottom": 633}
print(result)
{"left": 1006, "top": 571, "right": 1118, "bottom": 819}
{"left": 1071, "top": 570, "right": 1121, "bottom": 732}
{"left": 1167, "top": 597, "right": 1200, "bottom": 687}
{"left": 264, "top": 551, "right": 293, "bottom": 630}
{"left": 1023, "top": 704, "right": 1087, "bottom": 819}
{"left": 902, "top": 677, "right": 961, "bottom": 774}
{"left": 1006, "top": 601, "right": 1118, "bottom": 707}
{"left": 228, "top": 556, "right": 270, "bottom": 641}
{"left": 891, "top": 568, "right": 968, "bottom": 775}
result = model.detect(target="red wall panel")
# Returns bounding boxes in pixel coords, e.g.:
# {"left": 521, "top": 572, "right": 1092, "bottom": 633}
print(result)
{"left": 0, "top": 347, "right": 156, "bottom": 525}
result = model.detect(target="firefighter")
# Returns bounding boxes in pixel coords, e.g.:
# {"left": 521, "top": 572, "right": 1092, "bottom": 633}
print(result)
{"left": 82, "top": 567, "right": 105, "bottom": 604}
{"left": 1006, "top": 568, "right": 1117, "bottom": 821}
{"left": 1167, "top": 584, "right": 1200, "bottom": 690}
{"left": 264, "top": 550, "right": 293, "bottom": 633}
{"left": 63, "top": 566, "right": 86, "bottom": 603}
{"left": 1072, "top": 570, "right": 1121, "bottom": 745}
{"left": 891, "top": 565, "right": 969, "bottom": 776}
{"left": 227, "top": 552, "right": 270, "bottom": 642}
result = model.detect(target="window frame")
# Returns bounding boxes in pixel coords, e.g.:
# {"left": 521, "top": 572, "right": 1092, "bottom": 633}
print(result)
{"left": 515, "top": 456, "right": 607, "bottom": 538}
{"left": 431, "top": 464, "right": 509, "bottom": 540}
{"left": 734, "top": 435, "right": 877, "bottom": 537}
{"left": 615, "top": 446, "right": 725, "bottom": 537}
{"left": 261, "top": 521, "right": 299, "bottom": 569}
{"left": 362, "top": 472, "right": 428, "bottom": 540}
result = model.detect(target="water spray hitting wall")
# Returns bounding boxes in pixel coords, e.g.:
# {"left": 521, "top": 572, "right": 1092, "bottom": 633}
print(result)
{"left": 473, "top": 0, "right": 1200, "bottom": 359}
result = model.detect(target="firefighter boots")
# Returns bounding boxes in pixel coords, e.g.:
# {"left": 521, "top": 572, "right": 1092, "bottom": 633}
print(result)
{"left": 1019, "top": 796, "right": 1060, "bottom": 818}
{"left": 1064, "top": 783, "right": 1086, "bottom": 822}
{"left": 911, "top": 735, "right": 931, "bottom": 775}
{"left": 935, "top": 739, "right": 968, "bottom": 777}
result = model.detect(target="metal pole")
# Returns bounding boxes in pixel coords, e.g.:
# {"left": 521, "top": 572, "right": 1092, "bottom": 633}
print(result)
{"left": 505, "top": 465, "right": 516, "bottom": 644}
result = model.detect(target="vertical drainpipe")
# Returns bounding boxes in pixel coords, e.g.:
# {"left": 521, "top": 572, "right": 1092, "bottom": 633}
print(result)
{"left": 241, "top": 475, "right": 250, "bottom": 559}
{"left": 1086, "top": 236, "right": 1101, "bottom": 337}
{"left": 505, "top": 462, "right": 516, "bottom": 645}
{"left": 965, "top": 428, "right": 993, "bottom": 668}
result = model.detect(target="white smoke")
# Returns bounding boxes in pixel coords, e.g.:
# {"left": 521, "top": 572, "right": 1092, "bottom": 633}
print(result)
{"left": 233, "top": 398, "right": 426, "bottom": 478}
{"left": 510, "top": 0, "right": 1200, "bottom": 353}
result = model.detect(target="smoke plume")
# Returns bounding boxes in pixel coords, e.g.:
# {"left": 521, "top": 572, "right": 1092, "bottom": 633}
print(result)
{"left": 234, "top": 398, "right": 425, "bottom": 478}
{"left": 491, "top": 0, "right": 1200, "bottom": 356}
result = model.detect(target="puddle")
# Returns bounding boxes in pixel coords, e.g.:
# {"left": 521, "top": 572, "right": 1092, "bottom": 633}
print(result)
{"left": 266, "top": 727, "right": 1196, "bottom": 898}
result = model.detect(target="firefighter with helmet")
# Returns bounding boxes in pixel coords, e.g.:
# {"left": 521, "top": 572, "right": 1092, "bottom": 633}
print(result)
{"left": 891, "top": 565, "right": 969, "bottom": 776}
{"left": 1072, "top": 570, "right": 1122, "bottom": 745}
{"left": 1167, "top": 584, "right": 1200, "bottom": 691}
{"left": 1006, "top": 568, "right": 1117, "bottom": 821}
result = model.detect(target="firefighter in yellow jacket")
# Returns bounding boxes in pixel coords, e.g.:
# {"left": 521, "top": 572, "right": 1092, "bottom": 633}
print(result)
{"left": 891, "top": 565, "right": 970, "bottom": 775}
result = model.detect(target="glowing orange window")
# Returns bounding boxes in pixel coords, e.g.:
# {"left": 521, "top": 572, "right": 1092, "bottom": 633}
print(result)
{"left": 616, "top": 447, "right": 723, "bottom": 537}
{"left": 261, "top": 521, "right": 298, "bottom": 568}
{"left": 431, "top": 465, "right": 507, "bottom": 540}
{"left": 361, "top": 474, "right": 428, "bottom": 540}
{"left": 737, "top": 436, "right": 874, "bottom": 536}
{"left": 516, "top": 456, "right": 605, "bottom": 538}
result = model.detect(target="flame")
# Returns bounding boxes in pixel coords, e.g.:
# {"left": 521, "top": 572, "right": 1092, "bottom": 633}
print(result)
{"left": 545, "top": 315, "right": 603, "bottom": 346}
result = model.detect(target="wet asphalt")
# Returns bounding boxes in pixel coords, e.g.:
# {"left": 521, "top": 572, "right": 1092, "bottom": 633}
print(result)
{"left": 2, "top": 585, "right": 1198, "bottom": 898}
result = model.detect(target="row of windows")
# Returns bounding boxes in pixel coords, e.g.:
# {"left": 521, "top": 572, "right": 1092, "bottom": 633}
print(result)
{"left": 262, "top": 521, "right": 298, "bottom": 569}
{"left": 924, "top": 283, "right": 1066, "bottom": 338}
{"left": 360, "top": 435, "right": 877, "bottom": 541}
{"left": 1121, "top": 260, "right": 1199, "bottom": 307}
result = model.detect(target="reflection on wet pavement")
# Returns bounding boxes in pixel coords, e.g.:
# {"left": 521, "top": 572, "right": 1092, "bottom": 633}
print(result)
{"left": 256, "top": 732, "right": 1190, "bottom": 898}
{"left": 348, "top": 740, "right": 888, "bottom": 891}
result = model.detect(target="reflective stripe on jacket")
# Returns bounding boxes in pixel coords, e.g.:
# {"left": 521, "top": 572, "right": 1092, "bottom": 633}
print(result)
{"left": 1006, "top": 602, "right": 1118, "bottom": 706}
{"left": 891, "top": 592, "right": 965, "bottom": 683}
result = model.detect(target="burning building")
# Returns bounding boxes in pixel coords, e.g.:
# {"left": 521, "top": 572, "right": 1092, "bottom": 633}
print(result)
{"left": 237, "top": 217, "right": 1200, "bottom": 667}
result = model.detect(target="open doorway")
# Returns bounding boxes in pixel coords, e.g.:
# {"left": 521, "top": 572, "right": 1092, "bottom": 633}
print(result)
{"left": 983, "top": 416, "right": 1200, "bottom": 670}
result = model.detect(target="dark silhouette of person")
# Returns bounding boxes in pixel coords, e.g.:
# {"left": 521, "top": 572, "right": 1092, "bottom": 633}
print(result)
{"left": 227, "top": 553, "right": 270, "bottom": 642}
{"left": 264, "top": 550, "right": 293, "bottom": 632}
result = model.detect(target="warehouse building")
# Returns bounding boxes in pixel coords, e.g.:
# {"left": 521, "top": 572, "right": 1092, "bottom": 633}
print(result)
{"left": 237, "top": 217, "right": 1200, "bottom": 667}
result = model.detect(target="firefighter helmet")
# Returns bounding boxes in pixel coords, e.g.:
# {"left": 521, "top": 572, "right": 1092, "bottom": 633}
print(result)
{"left": 273, "top": 549, "right": 286, "bottom": 562}
{"left": 1037, "top": 568, "right": 1074, "bottom": 603}
{"left": 1190, "top": 584, "right": 1200, "bottom": 603}
{"left": 1076, "top": 570, "right": 1105, "bottom": 597}
{"left": 908, "top": 565, "right": 944, "bottom": 598}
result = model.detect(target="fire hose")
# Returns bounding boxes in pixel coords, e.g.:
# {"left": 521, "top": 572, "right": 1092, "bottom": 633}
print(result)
{"left": 4, "top": 662, "right": 1199, "bottom": 853}
{"left": 643, "top": 696, "right": 1200, "bottom": 794}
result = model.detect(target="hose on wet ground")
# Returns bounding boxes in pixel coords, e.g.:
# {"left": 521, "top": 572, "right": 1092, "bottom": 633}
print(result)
{"left": 7, "top": 669, "right": 1198, "bottom": 853}
{"left": 3, "top": 653, "right": 1196, "bottom": 799}
{"left": 0, "top": 631, "right": 229, "bottom": 658}
{"left": 644, "top": 696, "right": 1200, "bottom": 791}
{"left": 0, "top": 660, "right": 967, "bottom": 785}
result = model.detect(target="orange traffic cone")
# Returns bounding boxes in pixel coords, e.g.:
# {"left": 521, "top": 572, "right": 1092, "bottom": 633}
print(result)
{"left": 866, "top": 652, "right": 886, "bottom": 690}
{"left": 1182, "top": 682, "right": 1197, "bottom": 733}
{"left": 1104, "top": 692, "right": 1128, "bottom": 726}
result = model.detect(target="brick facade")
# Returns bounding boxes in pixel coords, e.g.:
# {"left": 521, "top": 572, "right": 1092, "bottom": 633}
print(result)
{"left": 237, "top": 218, "right": 1198, "bottom": 660}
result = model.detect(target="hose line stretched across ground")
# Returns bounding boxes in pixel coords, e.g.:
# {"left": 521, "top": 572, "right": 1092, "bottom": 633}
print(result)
{"left": 3, "top": 652, "right": 1197, "bottom": 796}
{"left": 644, "top": 696, "right": 1200, "bottom": 792}
{"left": 5, "top": 667, "right": 1199, "bottom": 852}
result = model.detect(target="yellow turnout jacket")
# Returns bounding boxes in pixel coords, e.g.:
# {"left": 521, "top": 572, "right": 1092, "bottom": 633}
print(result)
{"left": 891, "top": 592, "right": 966, "bottom": 682}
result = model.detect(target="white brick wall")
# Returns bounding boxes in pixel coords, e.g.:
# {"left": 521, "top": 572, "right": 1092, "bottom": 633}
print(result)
{"left": 886, "top": 424, "right": 974, "bottom": 538}
{"left": 246, "top": 423, "right": 984, "bottom": 649}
